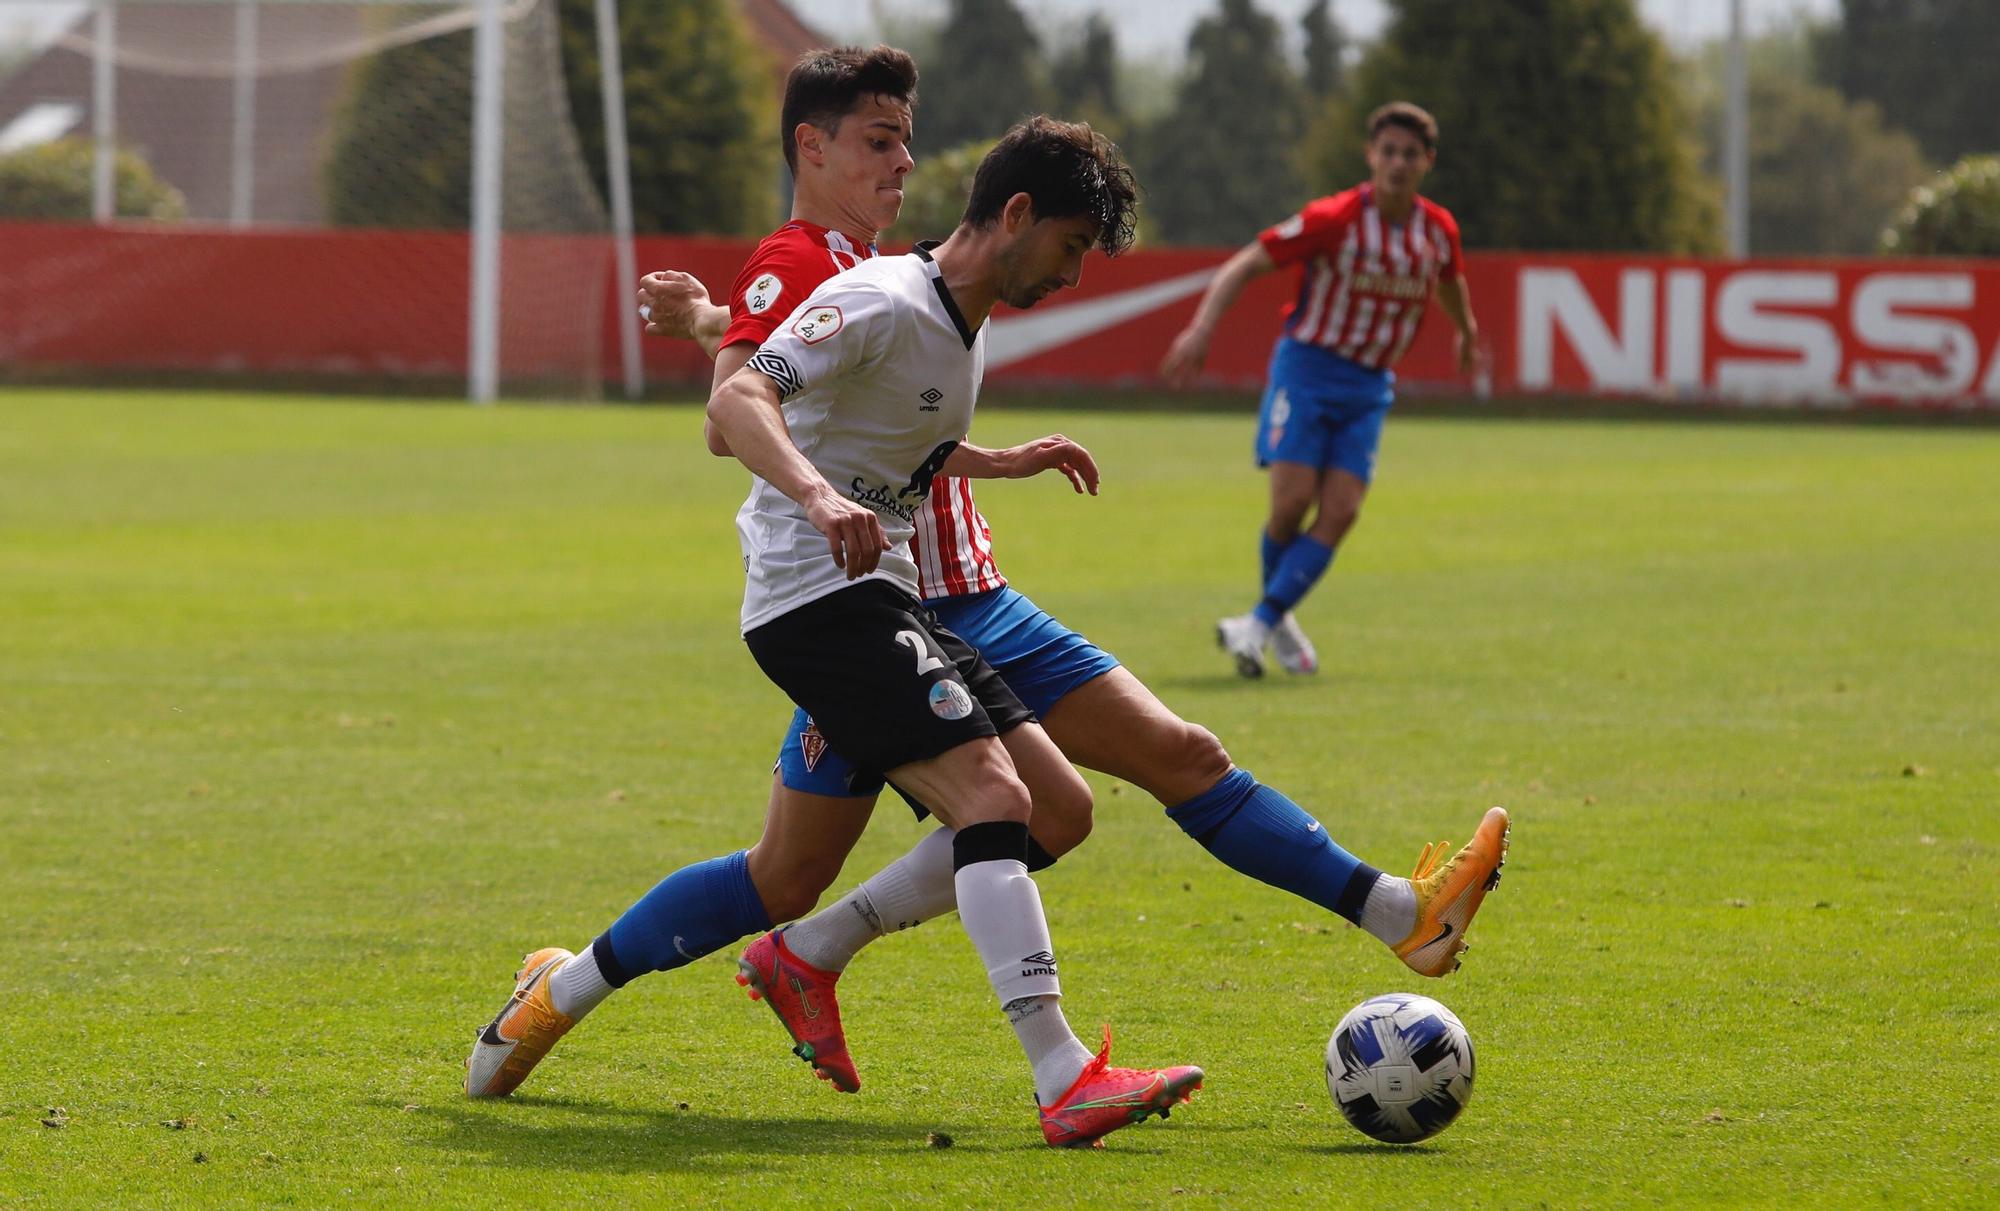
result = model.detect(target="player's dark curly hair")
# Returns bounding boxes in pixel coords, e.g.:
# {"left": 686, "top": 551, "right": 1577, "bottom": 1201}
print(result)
{"left": 959, "top": 116, "right": 1140, "bottom": 256}
{"left": 780, "top": 45, "right": 919, "bottom": 175}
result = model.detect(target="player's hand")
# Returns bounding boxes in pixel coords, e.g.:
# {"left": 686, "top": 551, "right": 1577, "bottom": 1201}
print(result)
{"left": 1005, "top": 434, "right": 1099, "bottom": 495}
{"left": 636, "top": 270, "right": 711, "bottom": 339}
{"left": 1160, "top": 326, "right": 1210, "bottom": 388}
{"left": 805, "top": 487, "right": 891, "bottom": 579}
{"left": 1455, "top": 327, "right": 1483, "bottom": 377}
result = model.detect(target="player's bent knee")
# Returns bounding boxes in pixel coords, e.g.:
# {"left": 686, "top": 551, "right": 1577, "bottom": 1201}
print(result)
{"left": 1183, "top": 723, "right": 1234, "bottom": 786}
{"left": 744, "top": 844, "right": 843, "bottom": 922}
{"left": 1029, "top": 771, "right": 1094, "bottom": 857}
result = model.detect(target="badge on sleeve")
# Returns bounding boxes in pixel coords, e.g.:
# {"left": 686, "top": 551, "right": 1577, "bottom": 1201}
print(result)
{"left": 793, "top": 306, "right": 844, "bottom": 345}
{"left": 1273, "top": 214, "right": 1305, "bottom": 240}
{"left": 746, "top": 272, "right": 783, "bottom": 315}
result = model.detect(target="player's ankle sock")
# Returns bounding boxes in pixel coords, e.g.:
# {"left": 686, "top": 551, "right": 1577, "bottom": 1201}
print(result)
{"left": 950, "top": 821, "right": 1084, "bottom": 1104}
{"left": 1254, "top": 535, "right": 1335, "bottom": 627}
{"left": 1357, "top": 875, "right": 1418, "bottom": 945}
{"left": 1260, "top": 530, "right": 1290, "bottom": 587}
{"left": 600, "top": 849, "right": 771, "bottom": 979}
{"left": 1010, "top": 994, "right": 1093, "bottom": 1105}
{"left": 783, "top": 827, "right": 958, "bottom": 971}
{"left": 1165, "top": 768, "right": 1384, "bottom": 928}
{"left": 548, "top": 943, "right": 615, "bottom": 1018}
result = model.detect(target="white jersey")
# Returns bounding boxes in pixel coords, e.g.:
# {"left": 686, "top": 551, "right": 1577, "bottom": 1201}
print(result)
{"left": 736, "top": 246, "right": 986, "bottom": 633}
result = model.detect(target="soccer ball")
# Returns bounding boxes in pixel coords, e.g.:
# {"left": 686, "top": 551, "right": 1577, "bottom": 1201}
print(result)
{"left": 1325, "top": 993, "right": 1475, "bottom": 1143}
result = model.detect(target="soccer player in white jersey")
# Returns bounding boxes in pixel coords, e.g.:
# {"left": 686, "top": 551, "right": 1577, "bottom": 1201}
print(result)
{"left": 723, "top": 117, "right": 1207, "bottom": 1147}
{"left": 468, "top": 52, "right": 1509, "bottom": 1140}
{"left": 1163, "top": 102, "right": 1482, "bottom": 679}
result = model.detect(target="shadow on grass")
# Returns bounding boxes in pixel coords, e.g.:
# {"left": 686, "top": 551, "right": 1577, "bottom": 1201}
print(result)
{"left": 1299, "top": 1141, "right": 1450, "bottom": 1157}
{"left": 384, "top": 1097, "right": 1264, "bottom": 1171}
{"left": 398, "top": 1095, "right": 946, "bottom": 1175}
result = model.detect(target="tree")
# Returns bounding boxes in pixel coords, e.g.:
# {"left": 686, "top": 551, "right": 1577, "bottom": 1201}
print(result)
{"left": 886, "top": 138, "right": 993, "bottom": 245}
{"left": 554, "top": 0, "right": 775, "bottom": 236}
{"left": 1051, "top": 14, "right": 1124, "bottom": 137}
{"left": 1691, "top": 25, "right": 1927, "bottom": 255}
{"left": 1882, "top": 156, "right": 2000, "bottom": 257}
{"left": 920, "top": 0, "right": 1047, "bottom": 151}
{"left": 1300, "top": 0, "right": 1344, "bottom": 100}
{"left": 0, "top": 138, "right": 186, "bottom": 221}
{"left": 325, "top": 0, "right": 776, "bottom": 236}
{"left": 1145, "top": 0, "right": 1306, "bottom": 246}
{"left": 1306, "top": 0, "right": 1719, "bottom": 253}
{"left": 1816, "top": 1, "right": 2000, "bottom": 167}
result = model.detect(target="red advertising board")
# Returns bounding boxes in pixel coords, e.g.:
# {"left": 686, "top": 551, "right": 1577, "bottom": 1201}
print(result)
{"left": 4, "top": 221, "right": 1998, "bottom": 409}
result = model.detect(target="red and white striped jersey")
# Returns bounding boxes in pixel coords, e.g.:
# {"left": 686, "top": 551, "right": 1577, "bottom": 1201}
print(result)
{"left": 1257, "top": 184, "right": 1463, "bottom": 372}
{"left": 721, "top": 221, "right": 1007, "bottom": 602}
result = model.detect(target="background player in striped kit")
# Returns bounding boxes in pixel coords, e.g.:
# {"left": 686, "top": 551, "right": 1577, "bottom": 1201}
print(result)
{"left": 1162, "top": 101, "right": 1483, "bottom": 680}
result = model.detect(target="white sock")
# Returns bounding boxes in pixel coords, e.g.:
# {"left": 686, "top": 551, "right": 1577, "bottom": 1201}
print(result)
{"left": 954, "top": 855, "right": 1088, "bottom": 1103}
{"left": 782, "top": 826, "right": 958, "bottom": 971}
{"left": 1011, "top": 995, "right": 1094, "bottom": 1106}
{"left": 548, "top": 945, "right": 615, "bottom": 1019}
{"left": 1358, "top": 875, "right": 1418, "bottom": 945}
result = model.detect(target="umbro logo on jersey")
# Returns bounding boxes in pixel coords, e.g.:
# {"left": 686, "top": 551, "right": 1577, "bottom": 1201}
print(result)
{"left": 1018, "top": 950, "right": 1057, "bottom": 978}
{"left": 918, "top": 387, "right": 944, "bottom": 412}
{"left": 793, "top": 306, "right": 843, "bottom": 344}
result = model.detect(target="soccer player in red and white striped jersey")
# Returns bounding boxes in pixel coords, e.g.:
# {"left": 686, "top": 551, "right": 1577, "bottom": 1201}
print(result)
{"left": 1163, "top": 101, "right": 1481, "bottom": 679}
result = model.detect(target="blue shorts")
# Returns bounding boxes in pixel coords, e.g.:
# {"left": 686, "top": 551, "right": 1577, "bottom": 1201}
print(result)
{"left": 774, "top": 585, "right": 1120, "bottom": 798}
{"left": 1254, "top": 337, "right": 1395, "bottom": 482}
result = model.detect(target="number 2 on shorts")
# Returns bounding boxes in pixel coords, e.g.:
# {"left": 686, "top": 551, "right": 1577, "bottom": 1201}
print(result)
{"left": 896, "top": 629, "right": 945, "bottom": 676}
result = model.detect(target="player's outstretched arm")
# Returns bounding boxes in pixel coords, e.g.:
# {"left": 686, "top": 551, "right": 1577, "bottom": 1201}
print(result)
{"left": 1160, "top": 240, "right": 1276, "bottom": 388}
{"left": 707, "top": 368, "right": 890, "bottom": 578}
{"left": 941, "top": 435, "right": 1099, "bottom": 495}
{"left": 1435, "top": 276, "right": 1481, "bottom": 377}
{"left": 637, "top": 271, "right": 730, "bottom": 357}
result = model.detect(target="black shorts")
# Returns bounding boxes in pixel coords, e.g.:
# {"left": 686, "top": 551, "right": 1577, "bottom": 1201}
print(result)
{"left": 744, "top": 579, "right": 1034, "bottom": 790}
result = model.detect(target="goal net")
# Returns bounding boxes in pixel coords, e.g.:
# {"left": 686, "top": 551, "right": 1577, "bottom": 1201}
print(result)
{"left": 0, "top": 0, "right": 617, "bottom": 400}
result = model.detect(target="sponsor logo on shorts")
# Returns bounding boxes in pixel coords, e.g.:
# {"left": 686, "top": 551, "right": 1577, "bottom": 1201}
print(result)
{"left": 1267, "top": 386, "right": 1290, "bottom": 449}
{"left": 928, "top": 680, "right": 973, "bottom": 721}
{"left": 800, "top": 720, "right": 827, "bottom": 772}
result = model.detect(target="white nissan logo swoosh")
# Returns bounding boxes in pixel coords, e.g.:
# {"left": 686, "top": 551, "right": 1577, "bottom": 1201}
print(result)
{"left": 985, "top": 268, "right": 1217, "bottom": 369}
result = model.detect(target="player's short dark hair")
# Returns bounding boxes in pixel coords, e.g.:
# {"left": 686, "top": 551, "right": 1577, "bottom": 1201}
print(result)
{"left": 959, "top": 116, "right": 1140, "bottom": 256}
{"left": 780, "top": 45, "right": 919, "bottom": 175}
{"left": 1367, "top": 101, "right": 1438, "bottom": 151}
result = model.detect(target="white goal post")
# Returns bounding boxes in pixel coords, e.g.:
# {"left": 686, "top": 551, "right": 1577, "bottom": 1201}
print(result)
{"left": 70, "top": 0, "right": 641, "bottom": 402}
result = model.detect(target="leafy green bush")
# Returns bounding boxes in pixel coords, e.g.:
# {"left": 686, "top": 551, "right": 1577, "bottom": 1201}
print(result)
{"left": 1881, "top": 155, "right": 2000, "bottom": 256}
{"left": 0, "top": 138, "right": 186, "bottom": 221}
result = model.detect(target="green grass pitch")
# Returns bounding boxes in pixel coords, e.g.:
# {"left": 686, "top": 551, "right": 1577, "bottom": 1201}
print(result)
{"left": 2, "top": 387, "right": 1996, "bottom": 1207}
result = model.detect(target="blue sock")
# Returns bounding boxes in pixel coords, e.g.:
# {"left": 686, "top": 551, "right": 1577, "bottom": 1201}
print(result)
{"left": 1260, "top": 531, "right": 1289, "bottom": 588}
{"left": 1165, "top": 768, "right": 1381, "bottom": 924}
{"left": 596, "top": 849, "right": 771, "bottom": 986}
{"left": 1253, "top": 535, "right": 1334, "bottom": 627}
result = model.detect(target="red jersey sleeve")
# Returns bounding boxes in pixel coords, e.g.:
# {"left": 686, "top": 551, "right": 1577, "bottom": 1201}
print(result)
{"left": 1428, "top": 201, "right": 1464, "bottom": 282}
{"left": 1256, "top": 190, "right": 1361, "bottom": 268}
{"left": 718, "top": 233, "right": 837, "bottom": 350}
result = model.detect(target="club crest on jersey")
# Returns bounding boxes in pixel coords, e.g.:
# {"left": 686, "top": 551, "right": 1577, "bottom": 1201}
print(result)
{"left": 928, "top": 680, "right": 973, "bottom": 721}
{"left": 799, "top": 720, "right": 828, "bottom": 772}
{"left": 746, "top": 272, "right": 783, "bottom": 315}
{"left": 793, "top": 306, "right": 843, "bottom": 344}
